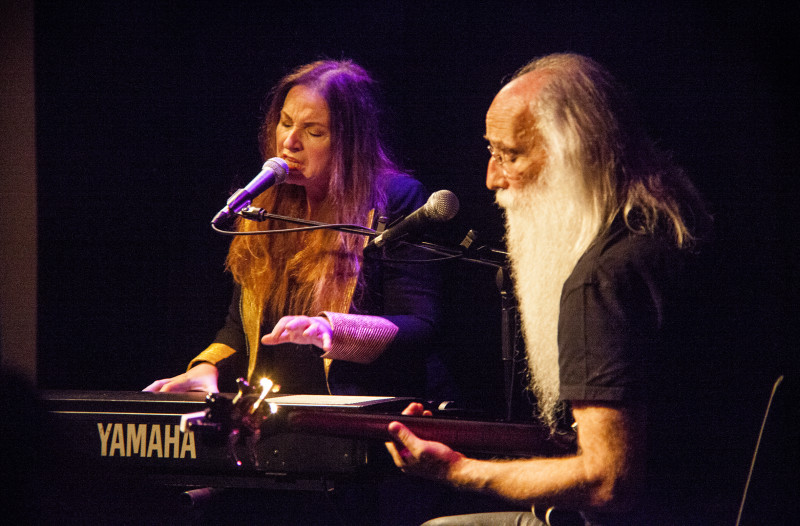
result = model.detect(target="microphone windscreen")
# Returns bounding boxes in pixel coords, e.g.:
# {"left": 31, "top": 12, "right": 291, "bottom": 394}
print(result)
{"left": 264, "top": 157, "right": 290, "bottom": 184}
{"left": 427, "top": 190, "right": 460, "bottom": 221}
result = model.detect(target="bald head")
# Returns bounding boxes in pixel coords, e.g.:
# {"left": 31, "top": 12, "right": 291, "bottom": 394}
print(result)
{"left": 484, "top": 70, "right": 552, "bottom": 192}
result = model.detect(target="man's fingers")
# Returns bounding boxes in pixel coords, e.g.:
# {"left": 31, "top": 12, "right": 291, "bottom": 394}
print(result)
{"left": 386, "top": 422, "right": 417, "bottom": 467}
{"left": 387, "top": 421, "right": 418, "bottom": 450}
{"left": 385, "top": 440, "right": 403, "bottom": 465}
{"left": 401, "top": 402, "right": 426, "bottom": 416}
{"left": 387, "top": 420, "right": 405, "bottom": 436}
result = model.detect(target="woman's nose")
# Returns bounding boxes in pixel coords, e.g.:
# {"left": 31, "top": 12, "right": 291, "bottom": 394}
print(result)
{"left": 282, "top": 128, "right": 301, "bottom": 151}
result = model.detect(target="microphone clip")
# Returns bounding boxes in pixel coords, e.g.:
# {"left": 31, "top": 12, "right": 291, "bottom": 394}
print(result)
{"left": 237, "top": 206, "right": 269, "bottom": 222}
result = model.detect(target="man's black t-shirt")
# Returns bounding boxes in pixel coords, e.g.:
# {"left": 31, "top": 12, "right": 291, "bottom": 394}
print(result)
{"left": 558, "top": 222, "right": 735, "bottom": 525}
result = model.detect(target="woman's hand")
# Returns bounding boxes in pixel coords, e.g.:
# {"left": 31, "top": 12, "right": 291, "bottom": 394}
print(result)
{"left": 142, "top": 362, "right": 219, "bottom": 393}
{"left": 261, "top": 315, "right": 332, "bottom": 352}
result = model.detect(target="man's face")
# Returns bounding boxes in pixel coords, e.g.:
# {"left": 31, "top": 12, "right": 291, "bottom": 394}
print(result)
{"left": 484, "top": 80, "right": 548, "bottom": 197}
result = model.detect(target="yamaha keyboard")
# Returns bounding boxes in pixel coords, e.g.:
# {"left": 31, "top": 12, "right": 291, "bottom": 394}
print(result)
{"left": 41, "top": 390, "right": 412, "bottom": 489}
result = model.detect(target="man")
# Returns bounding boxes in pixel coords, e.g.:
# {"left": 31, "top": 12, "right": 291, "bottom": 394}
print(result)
{"left": 386, "top": 54, "right": 724, "bottom": 525}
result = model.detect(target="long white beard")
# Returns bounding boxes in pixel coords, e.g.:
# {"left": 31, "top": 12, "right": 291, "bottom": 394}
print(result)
{"left": 497, "top": 164, "right": 599, "bottom": 428}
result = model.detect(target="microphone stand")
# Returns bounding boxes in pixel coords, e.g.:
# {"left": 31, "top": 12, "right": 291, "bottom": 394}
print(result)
{"left": 412, "top": 238, "right": 519, "bottom": 422}
{"left": 496, "top": 266, "right": 520, "bottom": 422}
{"left": 217, "top": 208, "right": 520, "bottom": 422}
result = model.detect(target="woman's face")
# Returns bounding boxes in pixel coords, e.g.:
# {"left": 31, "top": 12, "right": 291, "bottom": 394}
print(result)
{"left": 276, "top": 85, "right": 333, "bottom": 196}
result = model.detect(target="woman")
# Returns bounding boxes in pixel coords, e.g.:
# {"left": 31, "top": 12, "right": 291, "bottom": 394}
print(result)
{"left": 145, "top": 60, "right": 441, "bottom": 396}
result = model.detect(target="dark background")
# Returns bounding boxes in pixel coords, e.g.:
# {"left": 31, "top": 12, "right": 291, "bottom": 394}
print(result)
{"left": 29, "top": 0, "right": 799, "bottom": 521}
{"left": 33, "top": 0, "right": 796, "bottom": 471}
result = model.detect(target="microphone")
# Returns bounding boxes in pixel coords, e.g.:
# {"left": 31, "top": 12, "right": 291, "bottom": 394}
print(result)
{"left": 369, "top": 190, "right": 459, "bottom": 248}
{"left": 211, "top": 157, "right": 290, "bottom": 226}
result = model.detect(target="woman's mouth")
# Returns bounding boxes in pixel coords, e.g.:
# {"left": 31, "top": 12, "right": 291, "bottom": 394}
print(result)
{"left": 281, "top": 156, "right": 302, "bottom": 170}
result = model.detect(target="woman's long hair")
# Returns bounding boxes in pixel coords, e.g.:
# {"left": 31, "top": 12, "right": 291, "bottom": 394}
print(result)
{"left": 226, "top": 60, "right": 403, "bottom": 324}
{"left": 514, "top": 53, "right": 712, "bottom": 249}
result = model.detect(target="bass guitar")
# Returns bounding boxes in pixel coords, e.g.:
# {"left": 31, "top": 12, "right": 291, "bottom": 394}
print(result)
{"left": 181, "top": 378, "right": 584, "bottom": 526}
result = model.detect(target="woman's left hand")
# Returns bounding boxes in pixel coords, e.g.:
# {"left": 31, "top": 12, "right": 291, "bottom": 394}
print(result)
{"left": 261, "top": 315, "right": 332, "bottom": 352}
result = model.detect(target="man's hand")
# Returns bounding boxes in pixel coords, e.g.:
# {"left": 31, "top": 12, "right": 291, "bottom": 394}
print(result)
{"left": 384, "top": 401, "right": 645, "bottom": 512}
{"left": 385, "top": 402, "right": 466, "bottom": 481}
{"left": 142, "top": 362, "right": 219, "bottom": 393}
{"left": 261, "top": 315, "right": 332, "bottom": 352}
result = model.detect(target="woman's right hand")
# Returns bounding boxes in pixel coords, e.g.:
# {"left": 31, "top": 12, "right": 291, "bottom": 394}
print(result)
{"left": 142, "top": 362, "right": 220, "bottom": 393}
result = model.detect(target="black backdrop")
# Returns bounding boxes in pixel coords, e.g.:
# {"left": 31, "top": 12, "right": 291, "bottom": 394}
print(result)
{"left": 35, "top": 1, "right": 797, "bottom": 412}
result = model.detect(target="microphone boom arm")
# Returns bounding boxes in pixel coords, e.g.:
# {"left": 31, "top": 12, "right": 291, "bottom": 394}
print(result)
{"left": 214, "top": 206, "right": 507, "bottom": 269}
{"left": 211, "top": 206, "right": 378, "bottom": 237}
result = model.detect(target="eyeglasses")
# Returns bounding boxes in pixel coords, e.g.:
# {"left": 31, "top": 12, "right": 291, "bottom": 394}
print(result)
{"left": 487, "top": 144, "right": 517, "bottom": 175}
{"left": 486, "top": 144, "right": 506, "bottom": 165}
